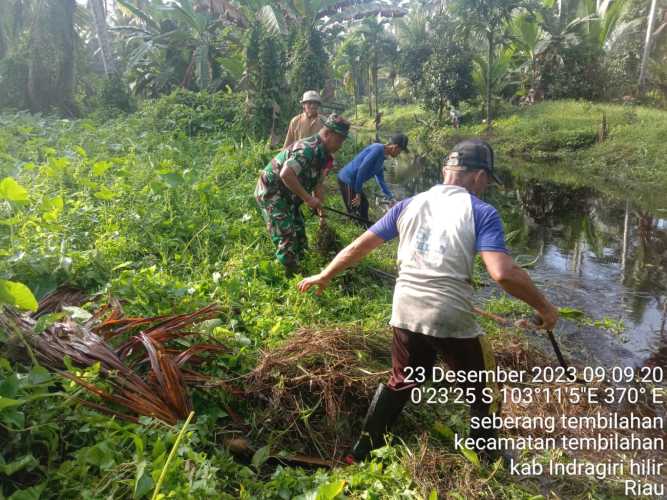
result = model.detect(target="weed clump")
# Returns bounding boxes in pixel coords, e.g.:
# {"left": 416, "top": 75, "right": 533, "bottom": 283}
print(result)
{"left": 315, "top": 221, "right": 343, "bottom": 258}
{"left": 247, "top": 327, "right": 391, "bottom": 456}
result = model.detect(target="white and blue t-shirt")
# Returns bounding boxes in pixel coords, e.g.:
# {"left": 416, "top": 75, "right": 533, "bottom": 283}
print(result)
{"left": 369, "top": 184, "right": 507, "bottom": 338}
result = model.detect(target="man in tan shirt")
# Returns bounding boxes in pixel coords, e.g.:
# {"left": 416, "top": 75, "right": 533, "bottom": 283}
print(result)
{"left": 283, "top": 90, "right": 325, "bottom": 149}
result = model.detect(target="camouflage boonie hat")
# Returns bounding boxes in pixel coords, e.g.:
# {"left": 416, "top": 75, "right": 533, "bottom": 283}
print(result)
{"left": 323, "top": 114, "right": 350, "bottom": 138}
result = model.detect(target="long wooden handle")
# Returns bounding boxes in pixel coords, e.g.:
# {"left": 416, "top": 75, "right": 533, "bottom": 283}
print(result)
{"left": 472, "top": 307, "right": 512, "bottom": 326}
{"left": 321, "top": 205, "right": 375, "bottom": 225}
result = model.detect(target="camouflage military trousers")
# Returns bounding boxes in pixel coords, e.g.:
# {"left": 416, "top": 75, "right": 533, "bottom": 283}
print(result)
{"left": 255, "top": 179, "right": 307, "bottom": 268}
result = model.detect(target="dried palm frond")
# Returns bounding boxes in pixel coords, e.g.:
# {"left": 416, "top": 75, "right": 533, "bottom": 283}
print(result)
{"left": 32, "top": 285, "right": 90, "bottom": 319}
{"left": 0, "top": 294, "right": 238, "bottom": 425}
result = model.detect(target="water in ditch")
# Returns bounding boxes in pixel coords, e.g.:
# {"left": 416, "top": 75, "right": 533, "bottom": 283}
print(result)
{"left": 381, "top": 154, "right": 667, "bottom": 370}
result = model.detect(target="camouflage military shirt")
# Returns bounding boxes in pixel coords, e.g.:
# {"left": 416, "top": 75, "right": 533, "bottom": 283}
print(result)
{"left": 256, "top": 134, "right": 332, "bottom": 206}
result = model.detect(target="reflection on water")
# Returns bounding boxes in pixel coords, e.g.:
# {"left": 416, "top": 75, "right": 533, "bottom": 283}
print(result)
{"left": 382, "top": 156, "right": 667, "bottom": 368}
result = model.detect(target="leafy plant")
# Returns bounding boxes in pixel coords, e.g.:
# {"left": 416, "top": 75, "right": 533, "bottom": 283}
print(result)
{"left": 1, "top": 176, "right": 38, "bottom": 311}
{"left": 419, "top": 16, "right": 476, "bottom": 120}
{"left": 115, "top": 0, "right": 230, "bottom": 95}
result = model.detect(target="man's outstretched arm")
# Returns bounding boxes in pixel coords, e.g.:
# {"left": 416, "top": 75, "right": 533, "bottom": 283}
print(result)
{"left": 298, "top": 231, "right": 385, "bottom": 295}
{"left": 480, "top": 250, "right": 559, "bottom": 330}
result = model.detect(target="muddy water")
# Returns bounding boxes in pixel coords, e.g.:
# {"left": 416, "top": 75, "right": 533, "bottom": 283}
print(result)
{"left": 382, "top": 157, "right": 667, "bottom": 370}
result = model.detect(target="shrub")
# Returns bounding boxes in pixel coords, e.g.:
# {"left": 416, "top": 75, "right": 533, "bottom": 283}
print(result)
{"left": 139, "top": 88, "right": 245, "bottom": 137}
{"left": 99, "top": 74, "right": 133, "bottom": 113}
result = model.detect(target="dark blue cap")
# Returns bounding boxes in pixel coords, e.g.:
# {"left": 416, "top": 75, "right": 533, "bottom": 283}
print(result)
{"left": 445, "top": 139, "right": 501, "bottom": 184}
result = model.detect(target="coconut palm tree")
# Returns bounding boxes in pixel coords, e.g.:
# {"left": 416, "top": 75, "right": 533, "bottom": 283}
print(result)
{"left": 473, "top": 45, "right": 518, "bottom": 105}
{"left": 508, "top": 0, "right": 632, "bottom": 99}
{"left": 89, "top": 0, "right": 115, "bottom": 75}
{"left": 333, "top": 33, "right": 368, "bottom": 117}
{"left": 509, "top": 13, "right": 543, "bottom": 91}
{"left": 452, "top": 0, "right": 523, "bottom": 128}
{"left": 395, "top": 6, "right": 432, "bottom": 89}
{"left": 356, "top": 17, "right": 397, "bottom": 116}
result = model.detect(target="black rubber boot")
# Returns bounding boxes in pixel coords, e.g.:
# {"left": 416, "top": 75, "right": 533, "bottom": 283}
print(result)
{"left": 347, "top": 384, "right": 410, "bottom": 462}
{"left": 283, "top": 261, "right": 300, "bottom": 278}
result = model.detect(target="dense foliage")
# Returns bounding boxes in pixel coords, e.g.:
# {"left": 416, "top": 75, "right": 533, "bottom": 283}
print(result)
{"left": 0, "top": 93, "right": 412, "bottom": 498}
{"left": 2, "top": 88, "right": 666, "bottom": 498}
{"left": 1, "top": 0, "right": 666, "bottom": 497}
{"left": 417, "top": 16, "right": 475, "bottom": 119}
{"left": 2, "top": 0, "right": 665, "bottom": 125}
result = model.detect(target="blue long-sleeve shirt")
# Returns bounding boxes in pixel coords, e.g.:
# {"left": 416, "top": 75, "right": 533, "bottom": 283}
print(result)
{"left": 337, "top": 143, "right": 394, "bottom": 198}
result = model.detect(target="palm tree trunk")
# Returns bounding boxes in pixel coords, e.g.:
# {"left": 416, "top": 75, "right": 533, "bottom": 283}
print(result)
{"left": 0, "top": 5, "right": 7, "bottom": 59}
{"left": 373, "top": 61, "right": 379, "bottom": 118}
{"left": 354, "top": 86, "right": 358, "bottom": 119}
{"left": 367, "top": 66, "right": 373, "bottom": 116}
{"left": 89, "top": 0, "right": 114, "bottom": 75}
{"left": 354, "top": 72, "right": 360, "bottom": 119}
{"left": 27, "top": 0, "right": 77, "bottom": 115}
{"left": 639, "top": 0, "right": 658, "bottom": 95}
{"left": 59, "top": 0, "right": 77, "bottom": 115}
{"left": 486, "top": 31, "right": 493, "bottom": 130}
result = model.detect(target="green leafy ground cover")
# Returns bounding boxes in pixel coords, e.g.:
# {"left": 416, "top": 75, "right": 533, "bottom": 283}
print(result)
{"left": 0, "top": 96, "right": 651, "bottom": 499}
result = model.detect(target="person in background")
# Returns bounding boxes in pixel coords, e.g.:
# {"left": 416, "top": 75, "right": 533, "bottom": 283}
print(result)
{"left": 283, "top": 91, "right": 325, "bottom": 149}
{"left": 449, "top": 105, "right": 461, "bottom": 128}
{"left": 337, "top": 134, "right": 409, "bottom": 228}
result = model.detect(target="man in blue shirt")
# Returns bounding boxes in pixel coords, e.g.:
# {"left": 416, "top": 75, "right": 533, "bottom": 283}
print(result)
{"left": 337, "top": 133, "right": 409, "bottom": 227}
{"left": 299, "top": 139, "right": 559, "bottom": 463}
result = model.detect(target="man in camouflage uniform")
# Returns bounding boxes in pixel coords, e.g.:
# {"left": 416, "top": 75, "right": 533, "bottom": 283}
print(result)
{"left": 255, "top": 114, "right": 351, "bottom": 272}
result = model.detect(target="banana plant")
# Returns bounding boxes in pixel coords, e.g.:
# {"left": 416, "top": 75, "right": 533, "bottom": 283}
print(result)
{"left": 115, "top": 0, "right": 227, "bottom": 93}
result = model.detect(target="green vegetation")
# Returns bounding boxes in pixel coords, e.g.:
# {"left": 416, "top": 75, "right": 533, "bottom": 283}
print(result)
{"left": 493, "top": 101, "right": 667, "bottom": 210}
{"left": 2, "top": 0, "right": 665, "bottom": 124}
{"left": 1, "top": 0, "right": 666, "bottom": 497}
{"left": 0, "top": 98, "right": 397, "bottom": 498}
{"left": 353, "top": 104, "right": 426, "bottom": 133}
{"left": 2, "top": 94, "right": 649, "bottom": 499}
